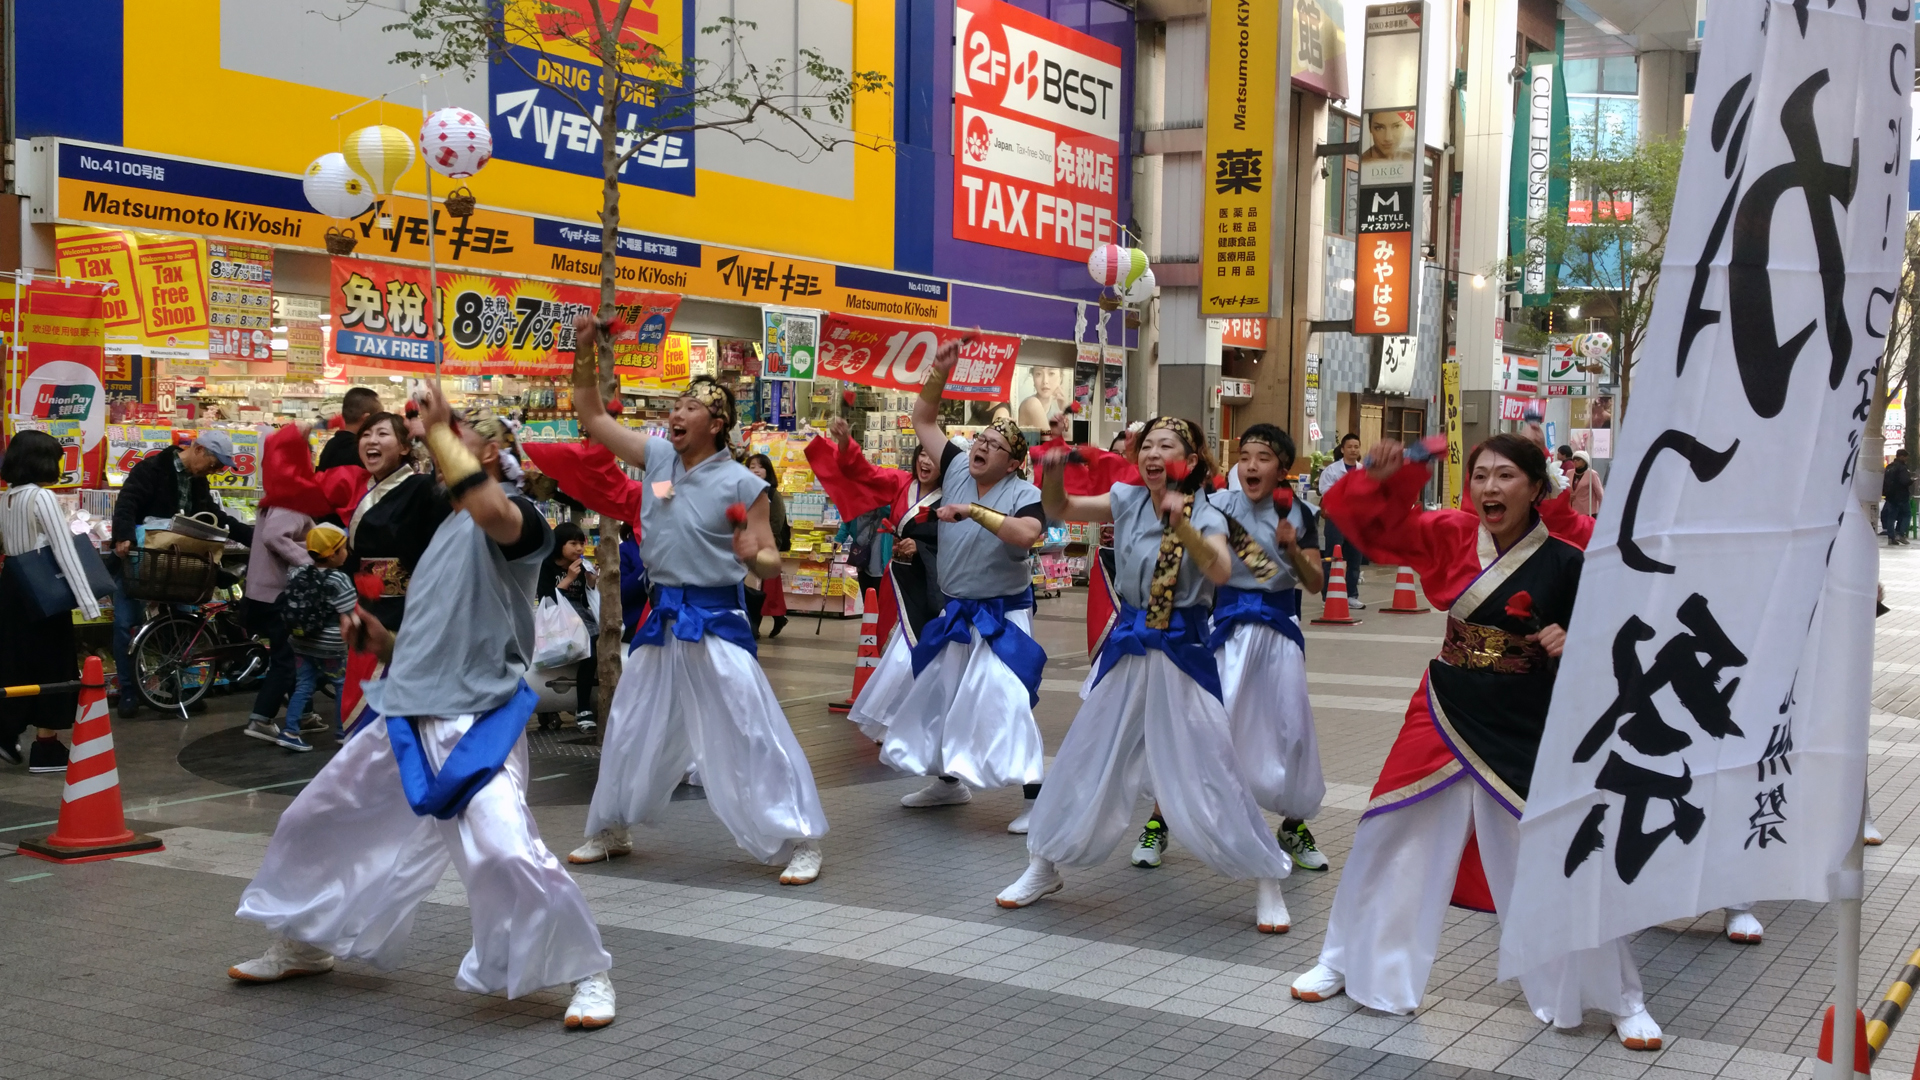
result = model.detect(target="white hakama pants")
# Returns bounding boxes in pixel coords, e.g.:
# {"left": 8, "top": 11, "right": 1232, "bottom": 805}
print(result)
{"left": 880, "top": 608, "right": 1045, "bottom": 790}
{"left": 1217, "top": 622, "right": 1325, "bottom": 821}
{"left": 588, "top": 633, "right": 828, "bottom": 864}
{"left": 848, "top": 629, "right": 915, "bottom": 742}
{"left": 235, "top": 715, "right": 610, "bottom": 999}
{"left": 1318, "top": 778, "right": 1645, "bottom": 1024}
{"left": 1028, "top": 651, "right": 1291, "bottom": 879}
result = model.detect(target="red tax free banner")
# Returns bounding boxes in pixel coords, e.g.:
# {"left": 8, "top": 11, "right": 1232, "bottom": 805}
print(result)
{"left": 952, "top": 0, "right": 1123, "bottom": 261}
{"left": 817, "top": 313, "right": 1019, "bottom": 401}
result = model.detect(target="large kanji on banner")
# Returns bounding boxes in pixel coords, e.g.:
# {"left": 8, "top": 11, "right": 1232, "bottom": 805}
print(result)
{"left": 952, "top": 0, "right": 1123, "bottom": 261}
{"left": 817, "top": 313, "right": 1019, "bottom": 402}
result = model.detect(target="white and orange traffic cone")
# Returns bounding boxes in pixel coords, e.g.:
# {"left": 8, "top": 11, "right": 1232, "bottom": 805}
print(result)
{"left": 1816, "top": 1006, "right": 1871, "bottom": 1078}
{"left": 828, "top": 588, "right": 882, "bottom": 714}
{"left": 17, "top": 657, "right": 164, "bottom": 864}
{"left": 1311, "top": 546, "right": 1363, "bottom": 625}
{"left": 1381, "top": 566, "right": 1430, "bottom": 614}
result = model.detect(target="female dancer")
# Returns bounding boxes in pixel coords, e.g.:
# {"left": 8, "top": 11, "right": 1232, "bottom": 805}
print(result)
{"left": 998, "top": 417, "right": 1293, "bottom": 933}
{"left": 568, "top": 320, "right": 828, "bottom": 883}
{"left": 1288, "top": 434, "right": 1663, "bottom": 1050}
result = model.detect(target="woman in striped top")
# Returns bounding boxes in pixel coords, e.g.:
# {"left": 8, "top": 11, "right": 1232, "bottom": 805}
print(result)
{"left": 1, "top": 431, "right": 103, "bottom": 773}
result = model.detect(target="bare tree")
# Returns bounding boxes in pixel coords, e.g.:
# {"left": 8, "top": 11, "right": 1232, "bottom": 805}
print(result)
{"left": 351, "top": 0, "right": 891, "bottom": 713}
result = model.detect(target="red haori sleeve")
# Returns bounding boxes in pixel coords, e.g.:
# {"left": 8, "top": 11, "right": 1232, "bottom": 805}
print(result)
{"left": 521, "top": 442, "right": 644, "bottom": 526}
{"left": 1536, "top": 487, "right": 1595, "bottom": 550}
{"left": 1034, "top": 439, "right": 1141, "bottom": 496}
{"left": 1321, "top": 462, "right": 1482, "bottom": 608}
{"left": 261, "top": 422, "right": 361, "bottom": 520}
{"left": 804, "top": 435, "right": 907, "bottom": 523}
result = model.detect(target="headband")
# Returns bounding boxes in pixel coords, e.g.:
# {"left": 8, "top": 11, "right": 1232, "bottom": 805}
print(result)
{"left": 1239, "top": 430, "right": 1284, "bottom": 456}
{"left": 1144, "top": 416, "right": 1199, "bottom": 452}
{"left": 981, "top": 416, "right": 1029, "bottom": 463}
{"left": 682, "top": 378, "right": 735, "bottom": 428}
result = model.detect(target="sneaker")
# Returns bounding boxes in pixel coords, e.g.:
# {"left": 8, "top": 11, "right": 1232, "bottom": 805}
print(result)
{"left": 995, "top": 856, "right": 1063, "bottom": 908}
{"left": 243, "top": 718, "right": 280, "bottom": 744}
{"left": 1256, "top": 878, "right": 1291, "bottom": 933}
{"left": 565, "top": 971, "right": 616, "bottom": 1030}
{"left": 1346, "top": 598, "right": 1368, "bottom": 610}
{"left": 1724, "top": 909, "right": 1764, "bottom": 944}
{"left": 779, "top": 840, "right": 823, "bottom": 885}
{"left": 228, "top": 938, "right": 335, "bottom": 983}
{"left": 116, "top": 694, "right": 138, "bottom": 720}
{"left": 1290, "top": 963, "right": 1345, "bottom": 1002}
{"left": 26, "top": 737, "right": 69, "bottom": 774}
{"left": 1131, "top": 817, "right": 1168, "bottom": 867}
{"left": 568, "top": 827, "right": 633, "bottom": 864}
{"left": 1007, "top": 809, "right": 1032, "bottom": 835}
{"left": 1277, "top": 821, "right": 1330, "bottom": 871}
{"left": 574, "top": 713, "right": 598, "bottom": 736}
{"left": 298, "top": 712, "right": 326, "bottom": 733}
{"left": 274, "top": 729, "right": 314, "bottom": 753}
{"left": 901, "top": 776, "right": 972, "bottom": 808}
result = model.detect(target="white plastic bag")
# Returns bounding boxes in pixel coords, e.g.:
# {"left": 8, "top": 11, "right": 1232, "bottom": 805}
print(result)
{"left": 533, "top": 595, "right": 590, "bottom": 668}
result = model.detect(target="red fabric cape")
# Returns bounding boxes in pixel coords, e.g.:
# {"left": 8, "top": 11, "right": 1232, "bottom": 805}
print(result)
{"left": 260, "top": 422, "right": 367, "bottom": 523}
{"left": 521, "top": 441, "right": 644, "bottom": 527}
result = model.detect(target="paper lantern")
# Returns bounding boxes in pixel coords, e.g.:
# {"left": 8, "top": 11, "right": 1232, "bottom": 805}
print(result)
{"left": 1123, "top": 267, "right": 1157, "bottom": 304}
{"left": 303, "top": 153, "right": 373, "bottom": 219}
{"left": 420, "top": 107, "right": 493, "bottom": 179}
{"left": 1087, "top": 244, "right": 1148, "bottom": 290}
{"left": 341, "top": 124, "right": 416, "bottom": 196}
{"left": 1576, "top": 331, "right": 1613, "bottom": 360}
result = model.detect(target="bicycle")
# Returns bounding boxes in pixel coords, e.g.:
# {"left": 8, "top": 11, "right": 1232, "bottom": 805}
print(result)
{"left": 125, "top": 586, "right": 268, "bottom": 714}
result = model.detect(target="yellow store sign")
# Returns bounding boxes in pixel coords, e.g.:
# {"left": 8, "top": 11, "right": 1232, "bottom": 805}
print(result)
{"left": 54, "top": 226, "right": 211, "bottom": 358}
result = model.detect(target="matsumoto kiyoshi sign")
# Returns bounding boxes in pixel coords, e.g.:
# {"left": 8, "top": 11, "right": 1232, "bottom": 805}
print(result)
{"left": 1502, "top": 0, "right": 1899, "bottom": 978}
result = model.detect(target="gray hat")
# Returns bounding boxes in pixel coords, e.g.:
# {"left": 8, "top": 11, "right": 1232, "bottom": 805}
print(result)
{"left": 193, "top": 429, "right": 236, "bottom": 468}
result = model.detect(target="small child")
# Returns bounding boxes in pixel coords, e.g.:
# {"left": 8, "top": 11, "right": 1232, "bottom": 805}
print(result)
{"left": 275, "top": 524, "right": 359, "bottom": 751}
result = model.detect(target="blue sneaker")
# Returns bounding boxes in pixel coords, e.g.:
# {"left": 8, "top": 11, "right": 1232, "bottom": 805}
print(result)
{"left": 273, "top": 729, "right": 313, "bottom": 753}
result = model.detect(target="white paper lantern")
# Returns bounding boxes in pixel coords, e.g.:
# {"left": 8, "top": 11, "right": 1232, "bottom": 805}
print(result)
{"left": 420, "top": 107, "right": 493, "bottom": 179}
{"left": 1088, "top": 243, "right": 1147, "bottom": 290}
{"left": 303, "top": 153, "right": 373, "bottom": 219}
{"left": 1123, "top": 266, "right": 1157, "bottom": 304}
{"left": 1577, "top": 331, "right": 1614, "bottom": 360}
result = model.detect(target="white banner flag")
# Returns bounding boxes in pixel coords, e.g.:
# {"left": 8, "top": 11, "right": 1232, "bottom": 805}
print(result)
{"left": 1500, "top": 0, "right": 1898, "bottom": 978}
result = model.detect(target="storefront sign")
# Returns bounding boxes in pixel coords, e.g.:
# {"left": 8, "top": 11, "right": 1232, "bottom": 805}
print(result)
{"left": 617, "top": 332, "right": 692, "bottom": 390}
{"left": 277, "top": 295, "right": 325, "bottom": 378}
{"left": 1375, "top": 333, "right": 1418, "bottom": 395}
{"left": 490, "top": 42, "right": 695, "bottom": 197}
{"left": 3, "top": 281, "right": 111, "bottom": 488}
{"left": 1440, "top": 357, "right": 1461, "bottom": 508}
{"left": 818, "top": 313, "right": 1019, "bottom": 401}
{"left": 1292, "top": 0, "right": 1350, "bottom": 98}
{"left": 1219, "top": 317, "right": 1268, "bottom": 349}
{"left": 54, "top": 225, "right": 211, "bottom": 358}
{"left": 951, "top": 0, "right": 1123, "bottom": 261}
{"left": 205, "top": 426, "right": 261, "bottom": 490}
{"left": 1509, "top": 50, "right": 1569, "bottom": 306}
{"left": 1102, "top": 344, "right": 1125, "bottom": 424}
{"left": 762, "top": 309, "right": 820, "bottom": 380}
{"left": 1355, "top": 3, "right": 1427, "bottom": 336}
{"left": 207, "top": 240, "right": 273, "bottom": 362}
{"left": 1200, "top": 0, "right": 1281, "bottom": 315}
{"left": 1545, "top": 382, "right": 1589, "bottom": 396}
{"left": 44, "top": 140, "right": 954, "bottom": 325}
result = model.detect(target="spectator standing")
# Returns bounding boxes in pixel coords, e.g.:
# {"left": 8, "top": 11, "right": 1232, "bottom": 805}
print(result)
{"left": 538, "top": 522, "right": 601, "bottom": 734}
{"left": 1885, "top": 448, "right": 1913, "bottom": 546}
{"left": 743, "top": 453, "right": 791, "bottom": 638}
{"left": 1315, "top": 433, "right": 1368, "bottom": 609}
{"left": 252, "top": 524, "right": 357, "bottom": 751}
{"left": 241, "top": 499, "right": 313, "bottom": 736}
{"left": 1569, "top": 450, "right": 1604, "bottom": 517}
{"left": 0, "top": 431, "right": 105, "bottom": 772}
{"left": 837, "top": 504, "right": 892, "bottom": 603}
{"left": 109, "top": 431, "right": 253, "bottom": 716}
{"left": 317, "top": 387, "right": 383, "bottom": 471}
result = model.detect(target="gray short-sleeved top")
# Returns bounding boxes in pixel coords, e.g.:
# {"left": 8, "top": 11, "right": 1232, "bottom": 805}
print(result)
{"left": 1110, "top": 483, "right": 1228, "bottom": 610}
{"left": 638, "top": 436, "right": 767, "bottom": 588}
{"left": 935, "top": 439, "right": 1043, "bottom": 599}
{"left": 1208, "top": 489, "right": 1310, "bottom": 592}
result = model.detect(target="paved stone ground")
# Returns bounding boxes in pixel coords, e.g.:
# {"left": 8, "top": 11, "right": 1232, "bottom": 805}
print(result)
{"left": 3, "top": 552, "right": 1917, "bottom": 1080}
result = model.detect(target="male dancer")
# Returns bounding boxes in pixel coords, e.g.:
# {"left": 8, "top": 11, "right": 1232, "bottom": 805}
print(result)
{"left": 567, "top": 317, "right": 829, "bottom": 883}
{"left": 878, "top": 341, "right": 1048, "bottom": 818}
{"left": 229, "top": 385, "right": 615, "bottom": 1030}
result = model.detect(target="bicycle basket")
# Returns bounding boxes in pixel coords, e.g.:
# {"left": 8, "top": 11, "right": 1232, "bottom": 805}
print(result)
{"left": 123, "top": 548, "right": 219, "bottom": 604}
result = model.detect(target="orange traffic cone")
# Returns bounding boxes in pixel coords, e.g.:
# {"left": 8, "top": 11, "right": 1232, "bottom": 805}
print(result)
{"left": 1817, "top": 1005, "right": 1871, "bottom": 1077}
{"left": 1311, "top": 546, "right": 1363, "bottom": 625}
{"left": 1382, "top": 566, "right": 1430, "bottom": 614}
{"left": 17, "top": 657, "right": 164, "bottom": 864}
{"left": 828, "top": 588, "right": 883, "bottom": 714}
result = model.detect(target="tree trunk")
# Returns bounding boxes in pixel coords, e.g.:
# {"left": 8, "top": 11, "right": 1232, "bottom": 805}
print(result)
{"left": 592, "top": 27, "right": 626, "bottom": 719}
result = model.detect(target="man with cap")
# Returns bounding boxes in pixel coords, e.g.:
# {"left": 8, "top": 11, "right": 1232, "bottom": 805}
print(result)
{"left": 109, "top": 430, "right": 253, "bottom": 717}
{"left": 875, "top": 339, "right": 1048, "bottom": 822}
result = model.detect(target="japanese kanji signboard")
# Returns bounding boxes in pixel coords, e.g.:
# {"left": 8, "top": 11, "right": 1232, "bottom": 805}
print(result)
{"left": 1502, "top": 0, "right": 1897, "bottom": 978}
{"left": 817, "top": 313, "right": 1019, "bottom": 401}
{"left": 952, "top": 0, "right": 1123, "bottom": 261}
{"left": 1200, "top": 0, "right": 1280, "bottom": 315}
{"left": 1354, "top": 3, "right": 1427, "bottom": 336}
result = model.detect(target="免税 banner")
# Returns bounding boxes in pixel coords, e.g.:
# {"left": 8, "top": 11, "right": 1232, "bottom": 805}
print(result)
{"left": 818, "top": 313, "right": 1019, "bottom": 402}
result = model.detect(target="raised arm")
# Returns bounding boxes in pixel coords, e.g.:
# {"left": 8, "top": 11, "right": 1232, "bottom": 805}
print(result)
{"left": 804, "top": 417, "right": 908, "bottom": 522}
{"left": 910, "top": 339, "right": 961, "bottom": 468}
{"left": 1039, "top": 445, "right": 1113, "bottom": 523}
{"left": 571, "top": 313, "right": 650, "bottom": 469}
{"left": 419, "top": 382, "right": 525, "bottom": 547}
{"left": 1321, "top": 441, "right": 1473, "bottom": 580}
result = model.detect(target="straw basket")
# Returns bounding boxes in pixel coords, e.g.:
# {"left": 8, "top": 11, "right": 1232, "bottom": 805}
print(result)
{"left": 444, "top": 186, "right": 477, "bottom": 218}
{"left": 121, "top": 549, "right": 218, "bottom": 604}
{"left": 324, "top": 227, "right": 359, "bottom": 256}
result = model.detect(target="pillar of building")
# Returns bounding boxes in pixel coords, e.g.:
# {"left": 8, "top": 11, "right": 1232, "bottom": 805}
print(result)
{"left": 1638, "top": 49, "right": 1688, "bottom": 140}
{"left": 1453, "top": 0, "right": 1520, "bottom": 451}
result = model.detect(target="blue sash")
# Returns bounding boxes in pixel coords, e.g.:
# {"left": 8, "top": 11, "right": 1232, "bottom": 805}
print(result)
{"left": 634, "top": 583, "right": 758, "bottom": 658}
{"left": 1208, "top": 586, "right": 1307, "bottom": 654}
{"left": 909, "top": 590, "right": 1047, "bottom": 707}
{"left": 1093, "top": 602, "right": 1223, "bottom": 701}
{"left": 383, "top": 680, "right": 539, "bottom": 820}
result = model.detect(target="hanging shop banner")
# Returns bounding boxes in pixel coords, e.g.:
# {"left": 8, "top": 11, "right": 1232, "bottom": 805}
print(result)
{"left": 329, "top": 257, "right": 442, "bottom": 371}
{"left": 1220, "top": 318, "right": 1269, "bottom": 350}
{"left": 44, "top": 141, "right": 953, "bottom": 326}
{"left": 1102, "top": 345, "right": 1126, "bottom": 425}
{"left": 817, "top": 312, "right": 1020, "bottom": 401}
{"left": 2, "top": 281, "right": 110, "bottom": 488}
{"left": 1355, "top": 3, "right": 1428, "bottom": 335}
{"left": 1440, "top": 358, "right": 1461, "bottom": 509}
{"left": 107, "top": 425, "right": 189, "bottom": 487}
{"left": 1503, "top": 0, "right": 1902, "bottom": 980}
{"left": 617, "top": 332, "right": 692, "bottom": 390}
{"left": 54, "top": 226, "right": 211, "bottom": 359}
{"left": 951, "top": 0, "right": 1124, "bottom": 261}
{"left": 1508, "top": 51, "right": 1571, "bottom": 306}
{"left": 1200, "top": 0, "right": 1282, "bottom": 315}
{"left": 277, "top": 295, "right": 326, "bottom": 378}
{"left": 762, "top": 309, "right": 820, "bottom": 380}
{"left": 605, "top": 291, "right": 685, "bottom": 383}
{"left": 1375, "top": 334, "right": 1418, "bottom": 395}
{"left": 1292, "top": 0, "right": 1350, "bottom": 99}
{"left": 206, "top": 241, "right": 273, "bottom": 363}
{"left": 204, "top": 426, "right": 263, "bottom": 490}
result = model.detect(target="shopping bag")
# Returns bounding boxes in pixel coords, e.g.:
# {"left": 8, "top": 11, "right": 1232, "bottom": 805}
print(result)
{"left": 533, "top": 595, "right": 590, "bottom": 668}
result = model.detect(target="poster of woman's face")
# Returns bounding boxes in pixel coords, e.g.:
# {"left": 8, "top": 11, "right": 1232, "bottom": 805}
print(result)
{"left": 1358, "top": 109, "right": 1417, "bottom": 185}
{"left": 1014, "top": 365, "right": 1073, "bottom": 429}
{"left": 1591, "top": 396, "right": 1614, "bottom": 430}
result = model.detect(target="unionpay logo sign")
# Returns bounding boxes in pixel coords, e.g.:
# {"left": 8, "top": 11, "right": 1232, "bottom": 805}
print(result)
{"left": 30, "top": 382, "right": 96, "bottom": 421}
{"left": 952, "top": 0, "right": 1123, "bottom": 262}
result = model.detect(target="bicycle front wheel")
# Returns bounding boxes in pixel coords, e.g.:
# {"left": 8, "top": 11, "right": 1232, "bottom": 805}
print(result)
{"left": 130, "top": 613, "right": 216, "bottom": 711}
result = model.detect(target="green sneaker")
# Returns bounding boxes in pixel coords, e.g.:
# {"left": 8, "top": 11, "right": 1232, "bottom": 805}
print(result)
{"left": 1131, "top": 817, "right": 1168, "bottom": 867}
{"left": 1277, "top": 821, "right": 1329, "bottom": 870}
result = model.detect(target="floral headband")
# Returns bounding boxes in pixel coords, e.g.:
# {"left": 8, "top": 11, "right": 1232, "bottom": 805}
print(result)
{"left": 982, "top": 416, "right": 1029, "bottom": 462}
{"left": 682, "top": 378, "right": 735, "bottom": 428}
{"left": 1145, "top": 416, "right": 1199, "bottom": 452}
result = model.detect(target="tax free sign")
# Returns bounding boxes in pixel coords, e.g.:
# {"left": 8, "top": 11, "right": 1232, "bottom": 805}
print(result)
{"left": 952, "top": 0, "right": 1124, "bottom": 261}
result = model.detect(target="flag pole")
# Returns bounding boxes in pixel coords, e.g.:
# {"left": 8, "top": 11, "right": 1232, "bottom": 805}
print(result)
{"left": 420, "top": 78, "right": 441, "bottom": 388}
{"left": 1830, "top": 800, "right": 1867, "bottom": 1079}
